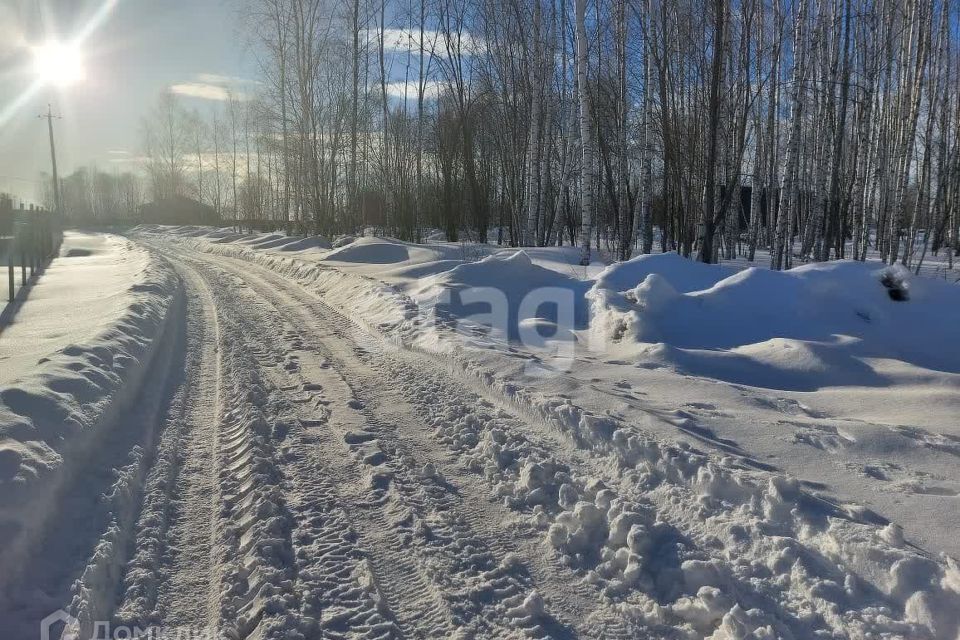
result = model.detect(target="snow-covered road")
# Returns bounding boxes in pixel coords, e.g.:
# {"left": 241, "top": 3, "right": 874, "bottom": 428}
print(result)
{"left": 5, "top": 234, "right": 959, "bottom": 640}
{"left": 125, "top": 240, "right": 634, "bottom": 638}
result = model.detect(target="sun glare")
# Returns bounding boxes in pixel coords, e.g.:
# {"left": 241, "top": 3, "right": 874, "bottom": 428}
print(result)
{"left": 32, "top": 41, "right": 85, "bottom": 87}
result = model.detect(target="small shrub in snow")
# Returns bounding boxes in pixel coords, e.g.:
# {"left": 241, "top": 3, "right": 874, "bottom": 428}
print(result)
{"left": 332, "top": 235, "right": 355, "bottom": 248}
{"left": 880, "top": 266, "right": 910, "bottom": 301}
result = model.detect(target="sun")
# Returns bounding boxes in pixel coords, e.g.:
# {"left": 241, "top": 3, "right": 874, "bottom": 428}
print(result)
{"left": 32, "top": 41, "right": 85, "bottom": 87}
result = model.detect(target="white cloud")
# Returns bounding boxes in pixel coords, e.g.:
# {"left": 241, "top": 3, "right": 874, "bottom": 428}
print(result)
{"left": 195, "top": 73, "right": 261, "bottom": 87}
{"left": 169, "top": 73, "right": 259, "bottom": 102}
{"left": 170, "top": 82, "right": 234, "bottom": 101}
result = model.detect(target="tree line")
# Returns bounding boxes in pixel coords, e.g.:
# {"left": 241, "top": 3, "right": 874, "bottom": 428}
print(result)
{"left": 39, "top": 168, "right": 143, "bottom": 223}
{"left": 131, "top": 0, "right": 960, "bottom": 271}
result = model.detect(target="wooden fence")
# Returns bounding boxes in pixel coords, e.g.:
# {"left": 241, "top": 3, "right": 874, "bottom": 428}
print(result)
{"left": 1, "top": 203, "right": 63, "bottom": 303}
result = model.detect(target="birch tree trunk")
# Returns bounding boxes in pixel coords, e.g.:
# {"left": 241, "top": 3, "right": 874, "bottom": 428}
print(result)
{"left": 633, "top": 0, "right": 653, "bottom": 255}
{"left": 772, "top": 0, "right": 809, "bottom": 270}
{"left": 697, "top": 0, "right": 726, "bottom": 263}
{"left": 349, "top": 0, "right": 361, "bottom": 230}
{"left": 888, "top": 0, "right": 931, "bottom": 264}
{"left": 905, "top": 1, "right": 947, "bottom": 267}
{"left": 379, "top": 0, "right": 392, "bottom": 232}
{"left": 615, "top": 0, "right": 631, "bottom": 261}
{"left": 817, "top": 0, "right": 852, "bottom": 262}
{"left": 575, "top": 0, "right": 595, "bottom": 266}
{"left": 525, "top": 0, "right": 543, "bottom": 247}
{"left": 747, "top": 0, "right": 766, "bottom": 262}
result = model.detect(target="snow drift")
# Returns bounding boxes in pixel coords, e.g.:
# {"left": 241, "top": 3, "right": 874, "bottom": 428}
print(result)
{"left": 278, "top": 235, "right": 332, "bottom": 252}
{"left": 595, "top": 251, "right": 737, "bottom": 294}
{"left": 323, "top": 236, "right": 415, "bottom": 264}
{"left": 0, "top": 242, "right": 181, "bottom": 599}
{"left": 412, "top": 250, "right": 591, "bottom": 343}
{"left": 145, "top": 228, "right": 960, "bottom": 393}
{"left": 589, "top": 254, "right": 960, "bottom": 390}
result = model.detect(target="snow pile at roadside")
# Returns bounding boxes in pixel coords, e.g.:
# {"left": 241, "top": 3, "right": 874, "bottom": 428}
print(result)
{"left": 503, "top": 379, "right": 960, "bottom": 639}
{"left": 156, "top": 228, "right": 960, "bottom": 393}
{"left": 0, "top": 240, "right": 181, "bottom": 594}
{"left": 595, "top": 251, "right": 737, "bottom": 294}
{"left": 411, "top": 250, "right": 591, "bottom": 345}
{"left": 323, "top": 236, "right": 415, "bottom": 263}
{"left": 279, "top": 236, "right": 332, "bottom": 251}
{"left": 186, "top": 235, "right": 422, "bottom": 338}
{"left": 589, "top": 254, "right": 960, "bottom": 390}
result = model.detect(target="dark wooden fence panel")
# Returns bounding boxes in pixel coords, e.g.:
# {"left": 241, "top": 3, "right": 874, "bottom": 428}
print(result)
{"left": 3, "top": 207, "right": 63, "bottom": 302}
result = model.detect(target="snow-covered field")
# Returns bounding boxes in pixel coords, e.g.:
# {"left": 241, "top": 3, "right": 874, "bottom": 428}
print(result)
{"left": 0, "top": 233, "right": 161, "bottom": 383}
{"left": 2, "top": 225, "right": 959, "bottom": 639}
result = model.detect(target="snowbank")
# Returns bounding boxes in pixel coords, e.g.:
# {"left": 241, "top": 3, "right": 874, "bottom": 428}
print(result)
{"left": 589, "top": 255, "right": 960, "bottom": 390}
{"left": 595, "top": 251, "right": 736, "bottom": 293}
{"left": 412, "top": 250, "right": 591, "bottom": 342}
{"left": 144, "top": 229, "right": 959, "bottom": 393}
{"left": 279, "top": 235, "right": 332, "bottom": 251}
{"left": 322, "top": 236, "right": 420, "bottom": 264}
{"left": 0, "top": 237, "right": 181, "bottom": 594}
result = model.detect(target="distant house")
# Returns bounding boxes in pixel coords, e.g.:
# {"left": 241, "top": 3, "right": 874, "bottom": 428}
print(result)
{"left": 139, "top": 195, "right": 219, "bottom": 226}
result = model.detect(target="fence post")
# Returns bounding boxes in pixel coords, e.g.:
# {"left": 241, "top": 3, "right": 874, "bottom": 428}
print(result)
{"left": 30, "top": 223, "right": 36, "bottom": 276}
{"left": 38, "top": 220, "right": 45, "bottom": 273}
{"left": 7, "top": 246, "right": 12, "bottom": 303}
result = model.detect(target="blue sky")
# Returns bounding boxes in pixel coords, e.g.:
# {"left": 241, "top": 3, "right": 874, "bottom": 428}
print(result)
{"left": 0, "top": 0, "right": 256, "bottom": 203}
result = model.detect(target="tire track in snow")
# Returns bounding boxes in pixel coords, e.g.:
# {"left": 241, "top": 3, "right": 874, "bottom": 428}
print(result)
{"left": 197, "top": 268, "right": 484, "bottom": 638}
{"left": 178, "top": 255, "right": 402, "bottom": 639}
{"left": 157, "top": 247, "right": 573, "bottom": 638}
{"left": 188, "top": 264, "right": 298, "bottom": 640}
{"left": 159, "top": 266, "right": 223, "bottom": 628}
{"left": 182, "top": 248, "right": 637, "bottom": 638}
{"left": 115, "top": 261, "right": 223, "bottom": 631}
{"left": 119, "top": 250, "right": 304, "bottom": 640}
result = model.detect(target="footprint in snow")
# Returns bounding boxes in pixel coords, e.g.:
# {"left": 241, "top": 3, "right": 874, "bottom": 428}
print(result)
{"left": 895, "top": 482, "right": 960, "bottom": 497}
{"left": 344, "top": 431, "right": 376, "bottom": 445}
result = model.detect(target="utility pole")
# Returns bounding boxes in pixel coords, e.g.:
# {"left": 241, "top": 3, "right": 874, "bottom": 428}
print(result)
{"left": 39, "top": 104, "right": 62, "bottom": 215}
